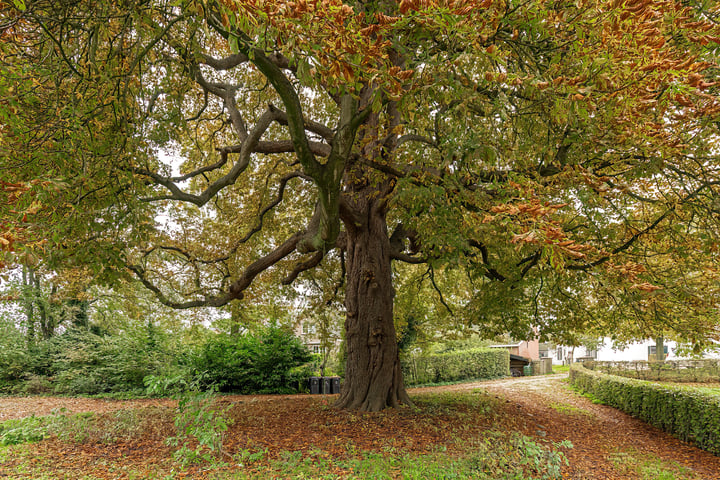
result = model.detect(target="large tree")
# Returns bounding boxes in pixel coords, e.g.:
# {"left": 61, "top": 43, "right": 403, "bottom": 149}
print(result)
{"left": 1, "top": 0, "right": 719, "bottom": 410}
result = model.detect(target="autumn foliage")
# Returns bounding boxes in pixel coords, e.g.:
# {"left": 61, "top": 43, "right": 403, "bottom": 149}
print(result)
{"left": 1, "top": 0, "right": 719, "bottom": 409}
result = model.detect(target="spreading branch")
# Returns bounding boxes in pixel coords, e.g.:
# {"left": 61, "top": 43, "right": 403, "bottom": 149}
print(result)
{"left": 129, "top": 232, "right": 305, "bottom": 308}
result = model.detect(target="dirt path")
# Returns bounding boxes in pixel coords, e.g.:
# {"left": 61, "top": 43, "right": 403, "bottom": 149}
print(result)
{"left": 414, "top": 374, "right": 720, "bottom": 479}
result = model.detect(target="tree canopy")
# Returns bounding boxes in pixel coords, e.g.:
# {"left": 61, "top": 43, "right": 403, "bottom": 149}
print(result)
{"left": 1, "top": 0, "right": 719, "bottom": 409}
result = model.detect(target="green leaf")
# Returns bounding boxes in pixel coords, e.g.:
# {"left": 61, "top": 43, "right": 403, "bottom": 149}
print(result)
{"left": 228, "top": 34, "right": 239, "bottom": 54}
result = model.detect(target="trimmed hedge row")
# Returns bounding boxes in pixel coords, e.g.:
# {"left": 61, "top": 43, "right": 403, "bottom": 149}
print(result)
{"left": 402, "top": 348, "right": 509, "bottom": 386}
{"left": 584, "top": 359, "right": 720, "bottom": 383}
{"left": 570, "top": 365, "right": 720, "bottom": 455}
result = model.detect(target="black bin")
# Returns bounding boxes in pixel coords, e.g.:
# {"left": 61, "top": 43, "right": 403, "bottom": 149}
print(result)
{"left": 309, "top": 376, "right": 321, "bottom": 394}
{"left": 330, "top": 377, "right": 341, "bottom": 394}
{"left": 322, "top": 377, "right": 332, "bottom": 394}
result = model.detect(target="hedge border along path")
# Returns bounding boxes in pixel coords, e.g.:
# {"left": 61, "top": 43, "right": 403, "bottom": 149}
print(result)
{"left": 569, "top": 364, "right": 720, "bottom": 456}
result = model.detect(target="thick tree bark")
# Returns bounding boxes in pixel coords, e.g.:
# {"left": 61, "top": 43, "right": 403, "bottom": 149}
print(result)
{"left": 335, "top": 194, "right": 413, "bottom": 411}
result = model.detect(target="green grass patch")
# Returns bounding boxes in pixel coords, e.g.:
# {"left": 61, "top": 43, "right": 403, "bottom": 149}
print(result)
{"left": 546, "top": 401, "right": 593, "bottom": 417}
{"left": 674, "top": 385, "right": 720, "bottom": 397}
{"left": 609, "top": 448, "right": 702, "bottom": 480}
{"left": 219, "top": 434, "right": 571, "bottom": 480}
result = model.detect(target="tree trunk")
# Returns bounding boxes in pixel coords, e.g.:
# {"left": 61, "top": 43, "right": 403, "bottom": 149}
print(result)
{"left": 655, "top": 336, "right": 665, "bottom": 362}
{"left": 22, "top": 266, "right": 35, "bottom": 345}
{"left": 229, "top": 300, "right": 243, "bottom": 336}
{"left": 335, "top": 198, "right": 412, "bottom": 411}
{"left": 37, "top": 282, "right": 56, "bottom": 339}
{"left": 69, "top": 299, "right": 89, "bottom": 328}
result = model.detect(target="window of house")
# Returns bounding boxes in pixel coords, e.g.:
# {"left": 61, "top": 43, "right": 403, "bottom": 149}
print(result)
{"left": 302, "top": 322, "right": 316, "bottom": 335}
{"left": 648, "top": 346, "right": 669, "bottom": 356}
{"left": 312, "top": 345, "right": 322, "bottom": 354}
{"left": 556, "top": 347, "right": 564, "bottom": 360}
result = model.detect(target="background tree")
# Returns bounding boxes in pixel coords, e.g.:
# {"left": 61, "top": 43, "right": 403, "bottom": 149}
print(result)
{"left": 1, "top": 0, "right": 719, "bottom": 410}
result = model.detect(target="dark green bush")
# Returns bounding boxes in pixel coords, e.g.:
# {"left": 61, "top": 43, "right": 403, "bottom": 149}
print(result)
{"left": 402, "top": 348, "right": 509, "bottom": 386}
{"left": 50, "top": 328, "right": 174, "bottom": 395}
{"left": 0, "top": 322, "right": 33, "bottom": 392}
{"left": 0, "top": 326, "right": 178, "bottom": 396}
{"left": 0, "top": 345, "right": 32, "bottom": 387}
{"left": 570, "top": 365, "right": 720, "bottom": 455}
{"left": 191, "top": 325, "right": 312, "bottom": 394}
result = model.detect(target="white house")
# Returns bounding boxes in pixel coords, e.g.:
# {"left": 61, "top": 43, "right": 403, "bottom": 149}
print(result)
{"left": 545, "top": 338, "right": 720, "bottom": 365}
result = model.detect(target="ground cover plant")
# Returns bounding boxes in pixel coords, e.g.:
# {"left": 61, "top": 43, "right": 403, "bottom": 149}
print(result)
{"left": 609, "top": 449, "right": 699, "bottom": 480}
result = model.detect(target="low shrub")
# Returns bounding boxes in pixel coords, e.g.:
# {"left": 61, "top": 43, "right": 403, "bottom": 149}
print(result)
{"left": 17, "top": 374, "right": 53, "bottom": 395}
{"left": 569, "top": 365, "right": 720, "bottom": 455}
{"left": 402, "top": 348, "right": 509, "bottom": 386}
{"left": 165, "top": 387, "right": 232, "bottom": 467}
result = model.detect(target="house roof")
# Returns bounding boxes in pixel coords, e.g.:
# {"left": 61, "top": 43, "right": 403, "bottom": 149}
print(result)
{"left": 489, "top": 342, "right": 524, "bottom": 348}
{"left": 509, "top": 354, "right": 531, "bottom": 364}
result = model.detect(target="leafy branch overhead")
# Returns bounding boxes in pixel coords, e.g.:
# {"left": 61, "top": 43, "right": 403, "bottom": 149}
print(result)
{"left": 1, "top": 0, "right": 719, "bottom": 409}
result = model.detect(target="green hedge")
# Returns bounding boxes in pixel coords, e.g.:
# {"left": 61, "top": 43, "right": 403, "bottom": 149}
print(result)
{"left": 570, "top": 365, "right": 720, "bottom": 455}
{"left": 584, "top": 360, "right": 720, "bottom": 383}
{"left": 402, "top": 348, "right": 509, "bottom": 386}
